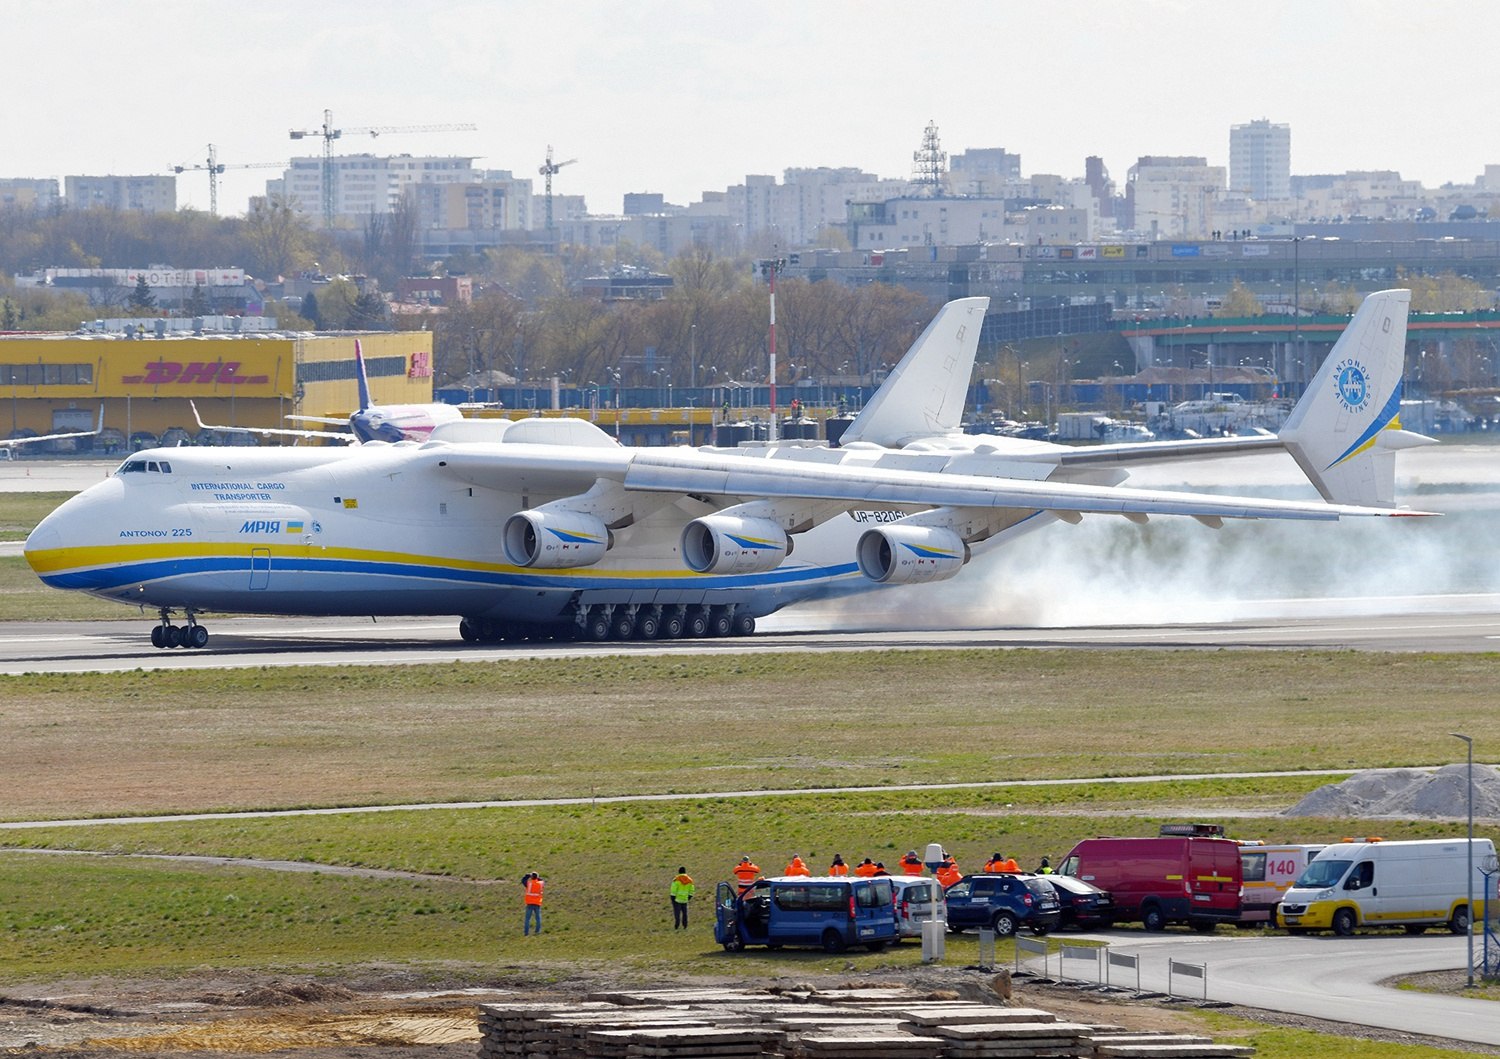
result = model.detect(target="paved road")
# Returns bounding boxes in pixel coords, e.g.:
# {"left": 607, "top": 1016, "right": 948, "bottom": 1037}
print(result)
{"left": 1048, "top": 931, "right": 1500, "bottom": 1048}
{"left": 0, "top": 602, "right": 1497, "bottom": 674}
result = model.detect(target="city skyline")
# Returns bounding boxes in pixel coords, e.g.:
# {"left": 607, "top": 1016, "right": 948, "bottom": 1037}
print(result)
{"left": 4, "top": 0, "right": 1494, "bottom": 219}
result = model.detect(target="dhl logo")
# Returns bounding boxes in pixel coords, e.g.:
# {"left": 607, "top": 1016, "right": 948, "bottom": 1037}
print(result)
{"left": 122, "top": 361, "right": 270, "bottom": 386}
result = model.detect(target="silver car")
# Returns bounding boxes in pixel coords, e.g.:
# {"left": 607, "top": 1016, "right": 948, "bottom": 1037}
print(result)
{"left": 890, "top": 875, "right": 946, "bottom": 938}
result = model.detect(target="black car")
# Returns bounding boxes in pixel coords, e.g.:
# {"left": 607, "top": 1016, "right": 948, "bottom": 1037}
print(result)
{"left": 942, "top": 873, "right": 1061, "bottom": 937}
{"left": 1040, "top": 873, "right": 1115, "bottom": 929}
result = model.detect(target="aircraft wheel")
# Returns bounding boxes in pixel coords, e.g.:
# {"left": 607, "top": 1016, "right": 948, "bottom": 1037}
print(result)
{"left": 686, "top": 608, "right": 710, "bottom": 638}
{"left": 584, "top": 608, "right": 611, "bottom": 641}
{"left": 731, "top": 612, "right": 756, "bottom": 637}
{"left": 661, "top": 610, "right": 685, "bottom": 638}
{"left": 610, "top": 611, "right": 636, "bottom": 639}
{"left": 187, "top": 625, "right": 209, "bottom": 649}
{"left": 709, "top": 607, "right": 733, "bottom": 637}
{"left": 150, "top": 625, "right": 165, "bottom": 649}
{"left": 459, "top": 618, "right": 479, "bottom": 643}
{"left": 635, "top": 608, "right": 661, "bottom": 640}
{"left": 164, "top": 625, "right": 185, "bottom": 648}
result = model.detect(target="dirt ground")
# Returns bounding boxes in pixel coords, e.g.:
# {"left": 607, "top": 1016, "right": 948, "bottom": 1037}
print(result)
{"left": 0, "top": 964, "right": 1493, "bottom": 1058}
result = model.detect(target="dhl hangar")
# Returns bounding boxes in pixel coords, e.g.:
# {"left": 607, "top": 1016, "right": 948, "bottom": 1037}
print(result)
{"left": 0, "top": 332, "right": 434, "bottom": 447}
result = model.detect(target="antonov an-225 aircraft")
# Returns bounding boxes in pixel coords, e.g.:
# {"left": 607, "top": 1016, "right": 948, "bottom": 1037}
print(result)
{"left": 25, "top": 289, "right": 1433, "bottom": 649}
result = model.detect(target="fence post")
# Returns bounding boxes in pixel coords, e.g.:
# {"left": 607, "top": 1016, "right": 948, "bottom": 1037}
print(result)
{"left": 1014, "top": 935, "right": 1049, "bottom": 978}
{"left": 1167, "top": 958, "right": 1208, "bottom": 1001}
{"left": 1106, "top": 949, "right": 1140, "bottom": 994}
{"left": 1059, "top": 943, "right": 1103, "bottom": 984}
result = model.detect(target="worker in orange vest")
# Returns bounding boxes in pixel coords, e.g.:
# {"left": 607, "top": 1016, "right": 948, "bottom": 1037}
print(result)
{"left": 984, "top": 852, "right": 1020, "bottom": 873}
{"left": 785, "top": 854, "right": 811, "bottom": 877}
{"left": 522, "top": 872, "right": 545, "bottom": 935}
{"left": 828, "top": 854, "right": 849, "bottom": 876}
{"left": 732, "top": 856, "right": 761, "bottom": 892}
{"left": 853, "top": 858, "right": 878, "bottom": 877}
{"left": 899, "top": 850, "right": 925, "bottom": 875}
{"left": 935, "top": 856, "right": 963, "bottom": 889}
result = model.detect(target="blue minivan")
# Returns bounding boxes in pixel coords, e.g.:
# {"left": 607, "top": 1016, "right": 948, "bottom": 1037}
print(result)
{"left": 715, "top": 876, "right": 898, "bottom": 953}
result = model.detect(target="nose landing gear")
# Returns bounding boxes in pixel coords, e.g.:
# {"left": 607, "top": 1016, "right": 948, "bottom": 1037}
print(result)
{"left": 151, "top": 608, "right": 209, "bottom": 649}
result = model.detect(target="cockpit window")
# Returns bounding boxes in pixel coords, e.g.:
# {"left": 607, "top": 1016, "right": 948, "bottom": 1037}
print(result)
{"left": 116, "top": 459, "right": 172, "bottom": 475}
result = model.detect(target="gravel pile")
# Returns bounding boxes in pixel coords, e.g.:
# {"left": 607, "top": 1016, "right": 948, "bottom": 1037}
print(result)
{"left": 1285, "top": 763, "right": 1500, "bottom": 819}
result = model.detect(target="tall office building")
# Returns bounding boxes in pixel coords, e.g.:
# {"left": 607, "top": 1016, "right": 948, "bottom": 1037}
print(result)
{"left": 1229, "top": 119, "right": 1291, "bottom": 201}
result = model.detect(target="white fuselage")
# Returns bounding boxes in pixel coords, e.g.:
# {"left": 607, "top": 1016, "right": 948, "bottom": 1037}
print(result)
{"left": 24, "top": 435, "right": 1074, "bottom": 625}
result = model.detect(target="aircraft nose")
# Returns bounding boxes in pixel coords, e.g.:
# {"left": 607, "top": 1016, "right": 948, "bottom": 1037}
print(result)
{"left": 23, "top": 518, "right": 61, "bottom": 571}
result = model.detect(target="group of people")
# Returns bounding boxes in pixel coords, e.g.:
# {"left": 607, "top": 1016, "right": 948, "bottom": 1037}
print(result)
{"left": 728, "top": 848, "right": 1051, "bottom": 892}
{"left": 522, "top": 848, "right": 1056, "bottom": 937}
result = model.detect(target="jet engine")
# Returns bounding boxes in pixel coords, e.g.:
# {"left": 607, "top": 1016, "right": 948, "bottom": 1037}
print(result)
{"left": 503, "top": 509, "right": 610, "bottom": 568}
{"left": 681, "top": 514, "right": 790, "bottom": 575}
{"left": 856, "top": 524, "right": 968, "bottom": 584}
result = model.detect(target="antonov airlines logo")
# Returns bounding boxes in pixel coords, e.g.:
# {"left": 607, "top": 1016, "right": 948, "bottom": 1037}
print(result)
{"left": 122, "top": 361, "right": 270, "bottom": 386}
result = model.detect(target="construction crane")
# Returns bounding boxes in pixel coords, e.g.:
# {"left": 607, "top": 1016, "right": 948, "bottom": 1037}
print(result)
{"left": 539, "top": 145, "right": 578, "bottom": 232}
{"left": 171, "top": 144, "right": 287, "bottom": 216}
{"left": 289, "top": 109, "right": 478, "bottom": 227}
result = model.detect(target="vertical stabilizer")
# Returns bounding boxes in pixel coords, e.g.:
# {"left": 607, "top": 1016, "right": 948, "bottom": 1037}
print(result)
{"left": 838, "top": 296, "right": 989, "bottom": 447}
{"left": 1279, "top": 288, "right": 1434, "bottom": 507}
{"left": 353, "top": 340, "right": 373, "bottom": 412}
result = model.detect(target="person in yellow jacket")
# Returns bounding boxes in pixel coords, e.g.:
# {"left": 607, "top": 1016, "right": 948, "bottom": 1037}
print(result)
{"left": 522, "top": 872, "right": 544, "bottom": 935}
{"left": 669, "top": 867, "right": 695, "bottom": 929}
{"left": 784, "top": 854, "right": 811, "bottom": 877}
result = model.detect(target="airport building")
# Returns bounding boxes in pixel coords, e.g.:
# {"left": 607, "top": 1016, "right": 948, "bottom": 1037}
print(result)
{"left": 0, "top": 330, "right": 434, "bottom": 450}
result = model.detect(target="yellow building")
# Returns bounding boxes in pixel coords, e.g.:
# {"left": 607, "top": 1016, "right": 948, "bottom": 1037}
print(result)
{"left": 0, "top": 332, "right": 434, "bottom": 447}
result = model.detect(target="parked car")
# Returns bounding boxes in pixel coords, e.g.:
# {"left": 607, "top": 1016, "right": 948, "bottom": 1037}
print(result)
{"left": 942, "top": 873, "right": 1061, "bottom": 937}
{"left": 714, "top": 876, "right": 897, "bottom": 953}
{"left": 1057, "top": 827, "right": 1242, "bottom": 931}
{"left": 889, "top": 875, "right": 945, "bottom": 939}
{"left": 1039, "top": 873, "right": 1115, "bottom": 929}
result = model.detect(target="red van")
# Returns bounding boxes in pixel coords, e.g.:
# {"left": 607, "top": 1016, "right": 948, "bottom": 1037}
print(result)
{"left": 1056, "top": 828, "right": 1242, "bottom": 931}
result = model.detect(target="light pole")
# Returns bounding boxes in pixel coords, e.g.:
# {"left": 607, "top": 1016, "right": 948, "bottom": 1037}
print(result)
{"left": 1452, "top": 732, "right": 1475, "bottom": 987}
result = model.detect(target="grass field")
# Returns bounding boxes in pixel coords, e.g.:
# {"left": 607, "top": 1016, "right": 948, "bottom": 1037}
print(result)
{"left": 0, "top": 495, "right": 1495, "bottom": 1057}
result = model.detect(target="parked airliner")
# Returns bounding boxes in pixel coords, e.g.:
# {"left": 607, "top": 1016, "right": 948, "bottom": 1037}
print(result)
{"left": 193, "top": 340, "right": 463, "bottom": 444}
{"left": 26, "top": 291, "right": 1433, "bottom": 649}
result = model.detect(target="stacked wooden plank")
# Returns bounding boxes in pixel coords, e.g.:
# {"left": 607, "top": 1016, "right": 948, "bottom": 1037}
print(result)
{"left": 586, "top": 1025, "right": 780, "bottom": 1058}
{"left": 476, "top": 988, "right": 1256, "bottom": 1059}
{"left": 923, "top": 1020, "right": 1098, "bottom": 1057}
{"left": 1092, "top": 1037, "right": 1255, "bottom": 1059}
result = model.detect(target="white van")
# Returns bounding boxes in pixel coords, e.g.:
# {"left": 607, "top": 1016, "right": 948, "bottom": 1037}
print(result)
{"left": 1277, "top": 837, "right": 1494, "bottom": 936}
{"left": 1238, "top": 842, "right": 1325, "bottom": 924}
{"left": 889, "top": 875, "right": 945, "bottom": 939}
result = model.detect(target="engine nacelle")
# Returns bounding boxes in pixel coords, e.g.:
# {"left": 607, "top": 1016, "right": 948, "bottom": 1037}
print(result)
{"left": 503, "top": 509, "right": 610, "bottom": 568}
{"left": 856, "top": 524, "right": 968, "bottom": 584}
{"left": 681, "top": 515, "right": 790, "bottom": 574}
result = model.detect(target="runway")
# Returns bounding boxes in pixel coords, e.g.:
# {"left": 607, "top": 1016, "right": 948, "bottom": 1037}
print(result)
{"left": 1, "top": 599, "right": 1497, "bottom": 674}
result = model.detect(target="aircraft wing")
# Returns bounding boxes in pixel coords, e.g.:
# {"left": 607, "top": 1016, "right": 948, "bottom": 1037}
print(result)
{"left": 617, "top": 449, "right": 1428, "bottom": 522}
{"left": 434, "top": 444, "right": 1431, "bottom": 525}
{"left": 285, "top": 414, "right": 353, "bottom": 427}
{"left": 1, "top": 407, "right": 105, "bottom": 448}
{"left": 190, "top": 401, "right": 357, "bottom": 444}
{"left": 1042, "top": 432, "right": 1286, "bottom": 468}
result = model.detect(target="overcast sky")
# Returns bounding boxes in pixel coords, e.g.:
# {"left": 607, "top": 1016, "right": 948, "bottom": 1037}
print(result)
{"left": 5, "top": 0, "right": 1494, "bottom": 218}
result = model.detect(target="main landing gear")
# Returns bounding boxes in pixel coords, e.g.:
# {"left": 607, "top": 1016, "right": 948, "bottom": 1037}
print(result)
{"left": 456, "top": 603, "right": 758, "bottom": 645}
{"left": 150, "top": 608, "right": 210, "bottom": 649}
